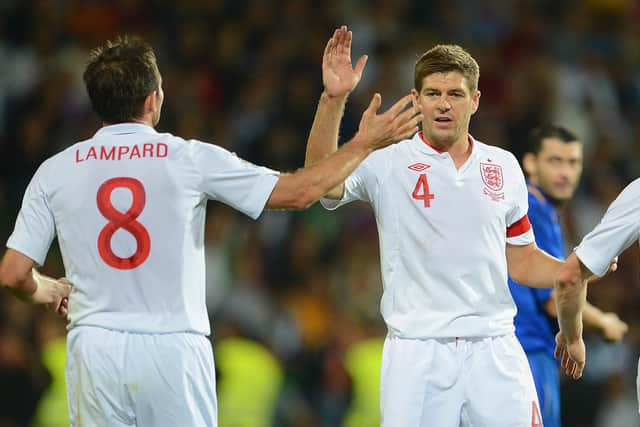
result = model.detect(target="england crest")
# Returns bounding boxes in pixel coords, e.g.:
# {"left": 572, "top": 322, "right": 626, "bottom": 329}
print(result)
{"left": 480, "top": 162, "right": 503, "bottom": 192}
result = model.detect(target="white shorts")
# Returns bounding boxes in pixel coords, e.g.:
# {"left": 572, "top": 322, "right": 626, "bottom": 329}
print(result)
{"left": 380, "top": 333, "right": 542, "bottom": 427}
{"left": 66, "top": 326, "right": 217, "bottom": 427}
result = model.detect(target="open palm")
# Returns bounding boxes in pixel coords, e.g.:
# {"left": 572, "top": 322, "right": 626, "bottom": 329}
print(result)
{"left": 323, "top": 26, "right": 368, "bottom": 97}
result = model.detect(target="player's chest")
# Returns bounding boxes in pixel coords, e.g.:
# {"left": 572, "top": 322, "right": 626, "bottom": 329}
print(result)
{"left": 381, "top": 156, "right": 514, "bottom": 217}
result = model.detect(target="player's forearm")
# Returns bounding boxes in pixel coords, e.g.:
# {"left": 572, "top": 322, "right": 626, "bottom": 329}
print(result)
{"left": 556, "top": 277, "right": 587, "bottom": 342}
{"left": 1, "top": 268, "right": 37, "bottom": 301}
{"left": 268, "top": 135, "right": 370, "bottom": 210}
{"left": 554, "top": 253, "right": 589, "bottom": 341}
{"left": 305, "top": 92, "right": 347, "bottom": 166}
{"left": 507, "top": 244, "right": 563, "bottom": 288}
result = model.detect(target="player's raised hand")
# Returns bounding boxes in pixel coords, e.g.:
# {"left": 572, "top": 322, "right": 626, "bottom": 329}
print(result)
{"left": 554, "top": 331, "right": 585, "bottom": 380}
{"left": 599, "top": 312, "right": 628, "bottom": 342}
{"left": 354, "top": 93, "right": 423, "bottom": 151}
{"left": 322, "top": 25, "right": 368, "bottom": 98}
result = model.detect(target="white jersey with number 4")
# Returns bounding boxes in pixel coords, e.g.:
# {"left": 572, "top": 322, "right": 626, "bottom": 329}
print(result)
{"left": 7, "top": 123, "right": 279, "bottom": 335}
{"left": 322, "top": 132, "right": 534, "bottom": 339}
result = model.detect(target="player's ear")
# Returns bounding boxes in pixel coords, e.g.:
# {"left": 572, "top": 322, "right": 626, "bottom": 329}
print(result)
{"left": 411, "top": 88, "right": 419, "bottom": 106}
{"left": 143, "top": 91, "right": 158, "bottom": 115}
{"left": 522, "top": 152, "right": 537, "bottom": 178}
{"left": 471, "top": 90, "right": 480, "bottom": 115}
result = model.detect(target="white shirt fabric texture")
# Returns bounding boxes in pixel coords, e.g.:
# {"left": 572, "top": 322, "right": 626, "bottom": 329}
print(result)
{"left": 7, "top": 123, "right": 279, "bottom": 335}
{"left": 576, "top": 177, "right": 640, "bottom": 276}
{"left": 322, "top": 132, "right": 534, "bottom": 339}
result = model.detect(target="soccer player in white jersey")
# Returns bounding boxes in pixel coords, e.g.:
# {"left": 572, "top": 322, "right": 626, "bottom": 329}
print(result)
{"left": 305, "top": 27, "right": 580, "bottom": 426}
{"left": 554, "top": 181, "right": 637, "bottom": 398}
{"left": 0, "top": 33, "right": 422, "bottom": 426}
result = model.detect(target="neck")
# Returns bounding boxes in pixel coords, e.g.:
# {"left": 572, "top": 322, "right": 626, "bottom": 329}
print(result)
{"left": 528, "top": 180, "right": 567, "bottom": 209}
{"left": 103, "top": 116, "right": 154, "bottom": 128}
{"left": 441, "top": 135, "right": 472, "bottom": 169}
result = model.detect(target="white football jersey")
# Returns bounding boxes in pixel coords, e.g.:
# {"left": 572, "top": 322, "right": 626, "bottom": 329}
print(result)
{"left": 7, "top": 123, "right": 279, "bottom": 335}
{"left": 322, "top": 132, "right": 533, "bottom": 339}
{"left": 576, "top": 178, "right": 640, "bottom": 276}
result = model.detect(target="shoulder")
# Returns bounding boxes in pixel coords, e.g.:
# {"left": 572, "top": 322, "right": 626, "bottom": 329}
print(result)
{"left": 475, "top": 140, "right": 520, "bottom": 167}
{"left": 617, "top": 178, "right": 640, "bottom": 201}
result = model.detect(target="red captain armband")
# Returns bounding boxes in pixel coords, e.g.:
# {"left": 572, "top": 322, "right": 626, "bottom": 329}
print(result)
{"left": 507, "top": 215, "right": 531, "bottom": 238}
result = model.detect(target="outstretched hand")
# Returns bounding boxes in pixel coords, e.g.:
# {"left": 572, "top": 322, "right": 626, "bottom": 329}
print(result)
{"left": 323, "top": 25, "right": 368, "bottom": 98}
{"left": 554, "top": 331, "right": 585, "bottom": 380}
{"left": 355, "top": 93, "right": 423, "bottom": 151}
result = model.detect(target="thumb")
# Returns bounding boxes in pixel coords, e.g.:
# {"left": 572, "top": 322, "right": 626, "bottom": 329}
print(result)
{"left": 354, "top": 54, "right": 368, "bottom": 78}
{"left": 366, "top": 93, "right": 382, "bottom": 115}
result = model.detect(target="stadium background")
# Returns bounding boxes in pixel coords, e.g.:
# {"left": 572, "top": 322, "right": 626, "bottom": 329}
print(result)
{"left": 1, "top": 0, "right": 640, "bottom": 426}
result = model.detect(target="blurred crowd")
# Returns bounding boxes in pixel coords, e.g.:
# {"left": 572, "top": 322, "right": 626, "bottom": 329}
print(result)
{"left": 1, "top": 0, "right": 640, "bottom": 426}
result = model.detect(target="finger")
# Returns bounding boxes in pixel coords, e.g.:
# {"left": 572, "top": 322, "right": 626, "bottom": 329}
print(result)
{"left": 394, "top": 103, "right": 422, "bottom": 125}
{"left": 58, "top": 297, "right": 69, "bottom": 316}
{"left": 345, "top": 29, "right": 353, "bottom": 57}
{"left": 567, "top": 360, "right": 577, "bottom": 377}
{"left": 385, "top": 94, "right": 414, "bottom": 118}
{"left": 566, "top": 360, "right": 575, "bottom": 377}
{"left": 574, "top": 362, "right": 584, "bottom": 380}
{"left": 395, "top": 112, "right": 424, "bottom": 139}
{"left": 554, "top": 344, "right": 563, "bottom": 360}
{"left": 337, "top": 26, "right": 348, "bottom": 55}
{"left": 354, "top": 55, "right": 368, "bottom": 78}
{"left": 328, "top": 28, "right": 340, "bottom": 57}
{"left": 365, "top": 93, "right": 382, "bottom": 115}
{"left": 57, "top": 300, "right": 68, "bottom": 317}
{"left": 323, "top": 36, "right": 333, "bottom": 60}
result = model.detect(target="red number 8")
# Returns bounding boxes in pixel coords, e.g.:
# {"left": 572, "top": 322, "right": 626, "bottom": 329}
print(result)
{"left": 96, "top": 177, "right": 150, "bottom": 270}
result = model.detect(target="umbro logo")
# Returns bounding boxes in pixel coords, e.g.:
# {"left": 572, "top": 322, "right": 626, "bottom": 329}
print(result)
{"left": 408, "top": 163, "right": 430, "bottom": 171}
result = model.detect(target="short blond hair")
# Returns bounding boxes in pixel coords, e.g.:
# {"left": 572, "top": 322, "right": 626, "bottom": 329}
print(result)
{"left": 414, "top": 44, "right": 479, "bottom": 93}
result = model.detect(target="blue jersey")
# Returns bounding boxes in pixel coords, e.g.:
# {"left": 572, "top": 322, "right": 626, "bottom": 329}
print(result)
{"left": 508, "top": 182, "right": 564, "bottom": 357}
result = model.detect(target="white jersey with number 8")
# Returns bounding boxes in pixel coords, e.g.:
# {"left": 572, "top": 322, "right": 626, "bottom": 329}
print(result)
{"left": 7, "top": 123, "right": 279, "bottom": 335}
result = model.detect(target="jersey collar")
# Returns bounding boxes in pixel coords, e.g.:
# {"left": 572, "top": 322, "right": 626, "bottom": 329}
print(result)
{"left": 526, "top": 180, "right": 554, "bottom": 206}
{"left": 414, "top": 132, "right": 477, "bottom": 158}
{"left": 95, "top": 123, "right": 159, "bottom": 136}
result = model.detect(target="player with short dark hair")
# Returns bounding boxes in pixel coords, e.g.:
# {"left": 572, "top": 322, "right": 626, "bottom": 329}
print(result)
{"left": 306, "top": 27, "right": 583, "bottom": 426}
{"left": 0, "top": 31, "right": 422, "bottom": 426}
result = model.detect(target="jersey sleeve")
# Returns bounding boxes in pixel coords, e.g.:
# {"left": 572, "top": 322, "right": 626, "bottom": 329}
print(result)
{"left": 188, "top": 141, "right": 279, "bottom": 219}
{"left": 576, "top": 178, "right": 640, "bottom": 276}
{"left": 6, "top": 164, "right": 56, "bottom": 266}
{"left": 505, "top": 155, "right": 534, "bottom": 246}
{"left": 320, "top": 152, "right": 380, "bottom": 210}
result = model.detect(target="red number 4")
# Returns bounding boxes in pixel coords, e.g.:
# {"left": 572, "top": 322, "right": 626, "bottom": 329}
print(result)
{"left": 412, "top": 173, "right": 435, "bottom": 207}
{"left": 531, "top": 401, "right": 543, "bottom": 427}
{"left": 96, "top": 177, "right": 151, "bottom": 270}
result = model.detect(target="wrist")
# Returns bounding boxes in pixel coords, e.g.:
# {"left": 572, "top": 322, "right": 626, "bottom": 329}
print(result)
{"left": 321, "top": 91, "right": 349, "bottom": 104}
{"left": 344, "top": 133, "right": 373, "bottom": 156}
